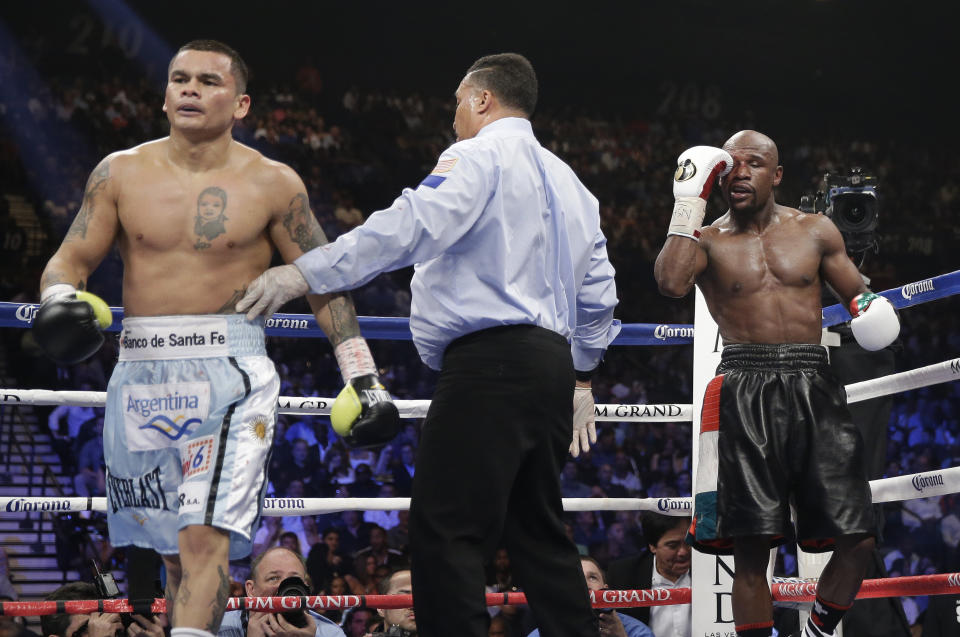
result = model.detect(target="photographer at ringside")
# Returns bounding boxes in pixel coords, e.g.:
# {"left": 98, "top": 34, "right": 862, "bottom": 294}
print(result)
{"left": 219, "top": 548, "right": 344, "bottom": 637}
{"left": 40, "top": 582, "right": 167, "bottom": 637}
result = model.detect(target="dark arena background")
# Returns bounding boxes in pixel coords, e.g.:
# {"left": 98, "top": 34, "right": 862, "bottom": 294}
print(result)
{"left": 0, "top": 2, "right": 958, "bottom": 636}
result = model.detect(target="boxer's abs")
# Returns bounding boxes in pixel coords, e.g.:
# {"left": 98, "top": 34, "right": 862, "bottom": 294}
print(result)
{"left": 120, "top": 241, "right": 272, "bottom": 317}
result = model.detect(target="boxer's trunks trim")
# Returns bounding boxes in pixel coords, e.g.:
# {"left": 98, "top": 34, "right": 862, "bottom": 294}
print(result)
{"left": 206, "top": 356, "right": 251, "bottom": 526}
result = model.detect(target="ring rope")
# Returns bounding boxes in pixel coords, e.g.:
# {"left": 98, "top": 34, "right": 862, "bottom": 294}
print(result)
{"left": 1, "top": 270, "right": 957, "bottom": 343}
{"left": 0, "top": 304, "right": 695, "bottom": 346}
{"left": 1, "top": 457, "right": 955, "bottom": 515}
{"left": 3, "top": 572, "right": 960, "bottom": 616}
{"left": 0, "top": 389, "right": 690, "bottom": 422}
{"left": 0, "top": 496, "right": 692, "bottom": 516}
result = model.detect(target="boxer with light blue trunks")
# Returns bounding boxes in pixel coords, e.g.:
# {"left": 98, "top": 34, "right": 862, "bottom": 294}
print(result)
{"left": 105, "top": 314, "right": 279, "bottom": 559}
{"left": 34, "top": 40, "right": 400, "bottom": 637}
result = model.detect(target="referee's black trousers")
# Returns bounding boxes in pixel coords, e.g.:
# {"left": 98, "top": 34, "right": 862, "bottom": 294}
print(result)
{"left": 409, "top": 325, "right": 598, "bottom": 637}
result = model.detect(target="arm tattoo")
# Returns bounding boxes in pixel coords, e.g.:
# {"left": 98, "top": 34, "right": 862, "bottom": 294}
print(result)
{"left": 39, "top": 271, "right": 87, "bottom": 291}
{"left": 65, "top": 160, "right": 110, "bottom": 242}
{"left": 325, "top": 294, "right": 361, "bottom": 347}
{"left": 282, "top": 193, "right": 328, "bottom": 253}
{"left": 174, "top": 575, "right": 191, "bottom": 614}
{"left": 206, "top": 565, "right": 231, "bottom": 633}
{"left": 40, "top": 271, "right": 69, "bottom": 289}
{"left": 216, "top": 287, "right": 247, "bottom": 314}
{"left": 165, "top": 585, "right": 176, "bottom": 625}
{"left": 194, "top": 186, "right": 229, "bottom": 250}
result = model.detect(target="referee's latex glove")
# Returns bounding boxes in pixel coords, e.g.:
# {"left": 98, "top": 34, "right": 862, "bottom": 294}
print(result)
{"left": 237, "top": 264, "right": 310, "bottom": 320}
{"left": 570, "top": 383, "right": 597, "bottom": 458}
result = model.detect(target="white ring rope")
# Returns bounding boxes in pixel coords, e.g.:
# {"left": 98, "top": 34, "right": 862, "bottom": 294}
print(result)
{"left": 1, "top": 355, "right": 957, "bottom": 516}
{"left": 0, "top": 389, "right": 691, "bottom": 422}
{"left": 2, "top": 461, "right": 956, "bottom": 516}
{"left": 2, "top": 355, "right": 955, "bottom": 421}
{"left": 844, "top": 356, "right": 960, "bottom": 403}
{"left": 0, "top": 496, "right": 693, "bottom": 516}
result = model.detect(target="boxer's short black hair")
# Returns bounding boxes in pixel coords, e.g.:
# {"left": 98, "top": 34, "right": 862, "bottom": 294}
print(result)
{"left": 172, "top": 39, "right": 249, "bottom": 94}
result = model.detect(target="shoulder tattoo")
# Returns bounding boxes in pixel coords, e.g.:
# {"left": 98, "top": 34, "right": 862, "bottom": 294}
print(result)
{"left": 282, "top": 192, "right": 328, "bottom": 253}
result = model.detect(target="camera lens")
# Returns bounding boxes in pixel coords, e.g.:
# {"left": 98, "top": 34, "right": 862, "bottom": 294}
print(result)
{"left": 276, "top": 576, "right": 310, "bottom": 627}
{"left": 844, "top": 203, "right": 866, "bottom": 224}
{"left": 832, "top": 193, "right": 878, "bottom": 233}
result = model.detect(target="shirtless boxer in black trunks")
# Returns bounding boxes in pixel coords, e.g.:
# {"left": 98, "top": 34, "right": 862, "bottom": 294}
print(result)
{"left": 654, "top": 130, "right": 900, "bottom": 637}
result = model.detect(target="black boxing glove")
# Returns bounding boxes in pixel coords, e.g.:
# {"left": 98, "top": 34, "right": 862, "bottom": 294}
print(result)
{"left": 330, "top": 337, "right": 401, "bottom": 449}
{"left": 33, "top": 284, "right": 112, "bottom": 364}
{"left": 332, "top": 373, "right": 401, "bottom": 448}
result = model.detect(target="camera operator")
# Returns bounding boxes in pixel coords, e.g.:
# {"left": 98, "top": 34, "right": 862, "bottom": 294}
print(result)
{"left": 804, "top": 170, "right": 911, "bottom": 637}
{"left": 218, "top": 548, "right": 344, "bottom": 637}
{"left": 40, "top": 582, "right": 167, "bottom": 637}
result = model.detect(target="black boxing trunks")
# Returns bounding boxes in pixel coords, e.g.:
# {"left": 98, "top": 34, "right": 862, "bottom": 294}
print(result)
{"left": 689, "top": 343, "right": 875, "bottom": 554}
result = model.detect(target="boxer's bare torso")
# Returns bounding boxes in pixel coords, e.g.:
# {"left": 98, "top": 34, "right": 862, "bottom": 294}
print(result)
{"left": 40, "top": 47, "right": 345, "bottom": 327}
{"left": 656, "top": 130, "right": 866, "bottom": 344}
{"left": 698, "top": 205, "right": 848, "bottom": 345}
{"left": 44, "top": 138, "right": 319, "bottom": 317}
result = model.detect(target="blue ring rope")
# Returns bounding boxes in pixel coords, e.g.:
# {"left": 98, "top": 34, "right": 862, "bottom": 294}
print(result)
{"left": 2, "top": 270, "right": 957, "bottom": 346}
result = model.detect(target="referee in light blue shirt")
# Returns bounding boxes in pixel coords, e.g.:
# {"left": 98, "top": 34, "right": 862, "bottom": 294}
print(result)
{"left": 238, "top": 52, "right": 620, "bottom": 637}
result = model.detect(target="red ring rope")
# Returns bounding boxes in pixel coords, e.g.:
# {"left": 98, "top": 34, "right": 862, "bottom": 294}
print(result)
{"left": 2, "top": 572, "right": 959, "bottom": 617}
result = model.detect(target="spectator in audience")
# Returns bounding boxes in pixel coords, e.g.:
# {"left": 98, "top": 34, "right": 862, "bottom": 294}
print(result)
{"left": 606, "top": 512, "right": 691, "bottom": 634}
{"left": 327, "top": 448, "right": 355, "bottom": 486}
{"left": 335, "top": 510, "right": 370, "bottom": 557}
{"left": 389, "top": 444, "right": 416, "bottom": 497}
{"left": 345, "top": 554, "right": 379, "bottom": 596}
{"left": 363, "top": 484, "right": 401, "bottom": 531}
{"left": 610, "top": 451, "right": 642, "bottom": 496}
{"left": 595, "top": 463, "right": 628, "bottom": 499}
{"left": 47, "top": 381, "right": 96, "bottom": 473}
{"left": 528, "top": 556, "right": 653, "bottom": 637}
{"left": 560, "top": 461, "right": 592, "bottom": 498}
{"left": 485, "top": 548, "right": 525, "bottom": 636}
{"left": 279, "top": 531, "right": 303, "bottom": 557}
{"left": 73, "top": 416, "right": 105, "bottom": 497}
{"left": 353, "top": 525, "right": 403, "bottom": 567}
{"left": 306, "top": 527, "right": 351, "bottom": 594}
{"left": 605, "top": 521, "right": 640, "bottom": 563}
{"left": 382, "top": 509, "right": 409, "bottom": 556}
{"left": 319, "top": 577, "right": 349, "bottom": 624}
{"left": 348, "top": 464, "right": 380, "bottom": 499}
{"left": 368, "top": 567, "right": 416, "bottom": 636}
{"left": 252, "top": 516, "right": 284, "bottom": 558}
{"left": 339, "top": 608, "right": 374, "bottom": 637}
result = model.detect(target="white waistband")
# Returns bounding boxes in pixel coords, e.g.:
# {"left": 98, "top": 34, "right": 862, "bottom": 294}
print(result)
{"left": 118, "top": 315, "right": 265, "bottom": 361}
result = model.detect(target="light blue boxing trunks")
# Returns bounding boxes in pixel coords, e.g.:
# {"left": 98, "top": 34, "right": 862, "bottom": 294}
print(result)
{"left": 104, "top": 314, "right": 279, "bottom": 559}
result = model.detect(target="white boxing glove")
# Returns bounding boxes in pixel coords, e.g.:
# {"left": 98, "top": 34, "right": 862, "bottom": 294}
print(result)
{"left": 669, "top": 146, "right": 733, "bottom": 241}
{"left": 850, "top": 292, "right": 899, "bottom": 351}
